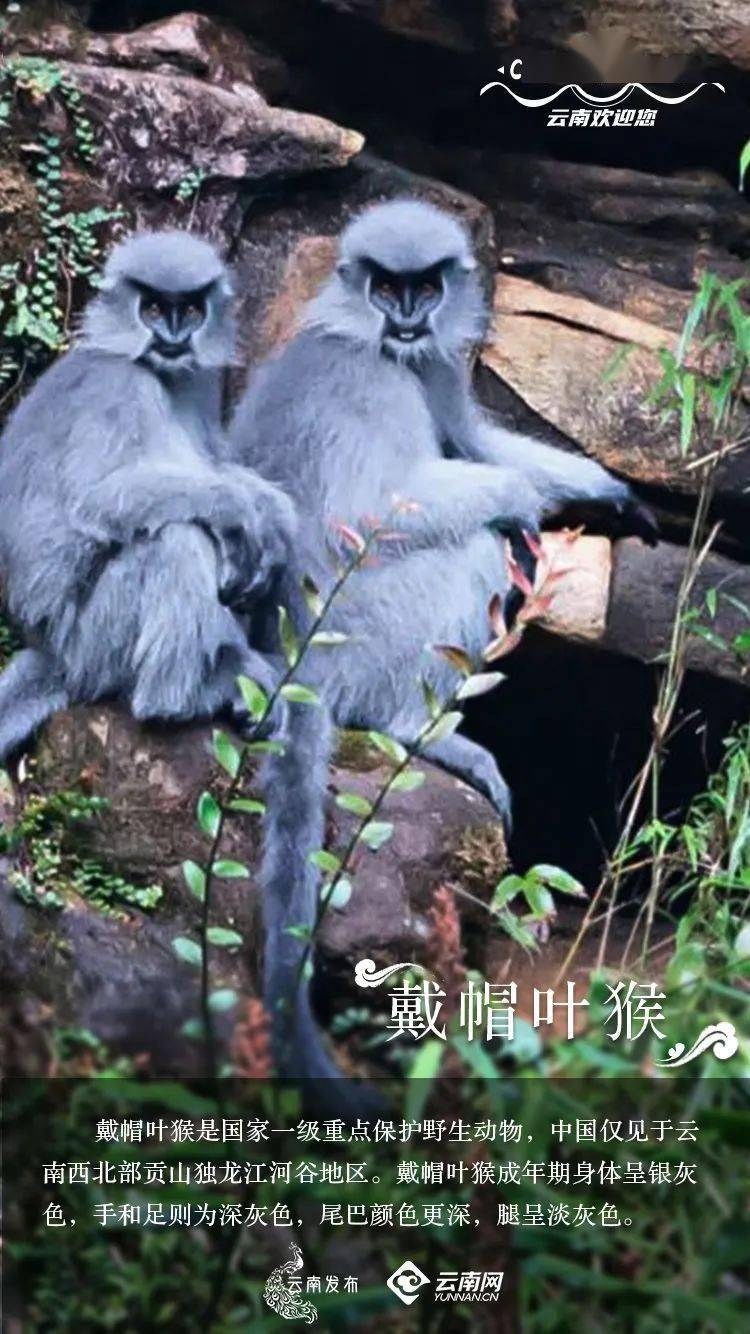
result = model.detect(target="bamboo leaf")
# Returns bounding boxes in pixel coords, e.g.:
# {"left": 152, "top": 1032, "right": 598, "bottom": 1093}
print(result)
{"left": 208, "top": 988, "right": 238, "bottom": 1012}
{"left": 532, "top": 864, "right": 586, "bottom": 897}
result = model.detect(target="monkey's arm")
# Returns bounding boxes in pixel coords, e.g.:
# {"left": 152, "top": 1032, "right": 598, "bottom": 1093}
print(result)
{"left": 421, "top": 358, "right": 658, "bottom": 542}
{"left": 387, "top": 456, "right": 544, "bottom": 550}
{"left": 70, "top": 462, "right": 295, "bottom": 605}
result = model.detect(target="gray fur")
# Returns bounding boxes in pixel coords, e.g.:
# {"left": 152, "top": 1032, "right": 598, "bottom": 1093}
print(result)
{"left": 0, "top": 230, "right": 295, "bottom": 754}
{"left": 230, "top": 199, "right": 657, "bottom": 1091}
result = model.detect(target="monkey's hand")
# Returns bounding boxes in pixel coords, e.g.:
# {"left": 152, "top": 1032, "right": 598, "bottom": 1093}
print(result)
{"left": 616, "top": 494, "right": 660, "bottom": 547}
{"left": 209, "top": 477, "right": 295, "bottom": 611}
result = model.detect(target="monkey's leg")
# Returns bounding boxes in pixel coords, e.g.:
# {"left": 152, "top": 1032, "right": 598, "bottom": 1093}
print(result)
{"left": 415, "top": 731, "right": 512, "bottom": 832}
{"left": 128, "top": 524, "right": 271, "bottom": 723}
{"left": 0, "top": 648, "right": 68, "bottom": 762}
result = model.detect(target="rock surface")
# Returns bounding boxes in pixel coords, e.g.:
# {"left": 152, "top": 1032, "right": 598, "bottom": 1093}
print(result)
{"left": 0, "top": 707, "right": 506, "bottom": 1075}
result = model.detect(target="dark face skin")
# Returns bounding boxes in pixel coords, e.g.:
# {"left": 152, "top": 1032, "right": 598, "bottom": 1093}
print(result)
{"left": 135, "top": 281, "right": 211, "bottom": 363}
{"left": 367, "top": 262, "right": 445, "bottom": 346}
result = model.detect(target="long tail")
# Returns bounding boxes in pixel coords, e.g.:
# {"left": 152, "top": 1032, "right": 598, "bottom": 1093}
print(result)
{"left": 261, "top": 701, "right": 382, "bottom": 1113}
{"left": 0, "top": 648, "right": 68, "bottom": 763}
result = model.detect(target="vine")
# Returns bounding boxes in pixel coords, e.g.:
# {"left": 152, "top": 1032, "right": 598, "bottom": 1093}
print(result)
{"left": 0, "top": 54, "right": 121, "bottom": 392}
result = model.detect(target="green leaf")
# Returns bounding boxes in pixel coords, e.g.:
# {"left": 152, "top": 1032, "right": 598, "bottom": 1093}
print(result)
{"left": 390, "top": 770, "right": 425, "bottom": 793}
{"left": 739, "top": 138, "right": 750, "bottom": 191}
{"left": 367, "top": 731, "right": 407, "bottom": 765}
{"left": 182, "top": 1018, "right": 205, "bottom": 1041}
{"left": 421, "top": 677, "right": 442, "bottom": 720}
{"left": 209, "top": 989, "right": 238, "bottom": 1012}
{"left": 523, "top": 883, "right": 556, "bottom": 919}
{"left": 310, "top": 630, "right": 349, "bottom": 646}
{"left": 301, "top": 574, "right": 323, "bottom": 618}
{"left": 278, "top": 605, "right": 299, "bottom": 666}
{"left": 206, "top": 927, "right": 243, "bottom": 948}
{"left": 433, "top": 643, "right": 473, "bottom": 676}
{"left": 335, "top": 791, "right": 372, "bottom": 816}
{"left": 237, "top": 675, "right": 268, "bottom": 721}
{"left": 228, "top": 797, "right": 266, "bottom": 816}
{"left": 420, "top": 711, "right": 463, "bottom": 747}
{"left": 213, "top": 860, "right": 249, "bottom": 879}
{"left": 284, "top": 923, "right": 313, "bottom": 941}
{"left": 309, "top": 849, "right": 341, "bottom": 874}
{"left": 213, "top": 729, "right": 241, "bottom": 778}
{"left": 323, "top": 877, "right": 352, "bottom": 909}
{"left": 280, "top": 683, "right": 319, "bottom": 705}
{"left": 358, "top": 820, "right": 394, "bottom": 851}
{"left": 491, "top": 875, "right": 526, "bottom": 911}
{"left": 172, "top": 936, "right": 202, "bottom": 967}
{"left": 246, "top": 740, "right": 286, "bottom": 756}
{"left": 197, "top": 792, "right": 221, "bottom": 839}
{"left": 457, "top": 672, "right": 505, "bottom": 701}
{"left": 602, "top": 342, "right": 635, "bottom": 383}
{"left": 679, "top": 371, "right": 696, "bottom": 454}
{"left": 182, "top": 860, "right": 206, "bottom": 902}
{"left": 532, "top": 864, "right": 586, "bottom": 897}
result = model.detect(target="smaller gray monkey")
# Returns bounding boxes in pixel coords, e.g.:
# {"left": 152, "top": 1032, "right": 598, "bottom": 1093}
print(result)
{"left": 0, "top": 230, "right": 295, "bottom": 759}
{"left": 229, "top": 199, "right": 658, "bottom": 1093}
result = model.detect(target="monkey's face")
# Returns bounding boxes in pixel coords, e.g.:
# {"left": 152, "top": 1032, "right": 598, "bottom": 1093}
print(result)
{"left": 135, "top": 281, "right": 212, "bottom": 373}
{"left": 366, "top": 262, "right": 445, "bottom": 359}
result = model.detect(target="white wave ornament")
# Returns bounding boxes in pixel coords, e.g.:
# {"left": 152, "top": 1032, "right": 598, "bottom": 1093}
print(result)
{"left": 354, "top": 958, "right": 427, "bottom": 988}
{"left": 656, "top": 1022, "right": 738, "bottom": 1068}
{"left": 479, "top": 80, "right": 725, "bottom": 108}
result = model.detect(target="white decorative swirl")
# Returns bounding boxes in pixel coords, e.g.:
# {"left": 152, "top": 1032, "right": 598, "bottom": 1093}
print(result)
{"left": 354, "top": 958, "right": 426, "bottom": 988}
{"left": 656, "top": 1022, "right": 738, "bottom": 1068}
{"left": 480, "top": 80, "right": 725, "bottom": 108}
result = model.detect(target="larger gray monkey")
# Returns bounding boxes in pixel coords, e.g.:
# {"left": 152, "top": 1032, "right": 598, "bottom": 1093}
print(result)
{"left": 0, "top": 231, "right": 294, "bottom": 757}
{"left": 230, "top": 198, "right": 658, "bottom": 1088}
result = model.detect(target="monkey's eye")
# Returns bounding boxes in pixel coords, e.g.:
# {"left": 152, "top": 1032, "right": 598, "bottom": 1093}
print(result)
{"left": 141, "top": 300, "right": 161, "bottom": 323}
{"left": 375, "top": 281, "right": 395, "bottom": 298}
{"left": 184, "top": 302, "right": 203, "bottom": 321}
{"left": 420, "top": 282, "right": 439, "bottom": 298}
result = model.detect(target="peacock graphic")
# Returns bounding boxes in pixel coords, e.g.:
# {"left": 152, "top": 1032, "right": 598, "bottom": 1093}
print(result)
{"left": 264, "top": 1242, "right": 318, "bottom": 1323}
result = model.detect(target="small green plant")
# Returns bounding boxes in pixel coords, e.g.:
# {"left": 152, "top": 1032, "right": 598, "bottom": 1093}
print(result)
{"left": 175, "top": 167, "right": 206, "bottom": 203}
{"left": 1, "top": 787, "right": 162, "bottom": 915}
